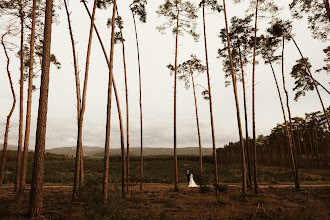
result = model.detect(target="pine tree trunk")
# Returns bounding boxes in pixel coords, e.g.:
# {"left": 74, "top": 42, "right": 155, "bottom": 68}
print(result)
{"left": 115, "top": 8, "right": 130, "bottom": 195}
{"left": 103, "top": 0, "right": 116, "bottom": 200}
{"left": 267, "top": 57, "right": 299, "bottom": 189}
{"left": 64, "top": 0, "right": 84, "bottom": 192}
{"left": 64, "top": 0, "right": 84, "bottom": 187}
{"left": 239, "top": 47, "right": 252, "bottom": 189}
{"left": 17, "top": 0, "right": 37, "bottom": 203}
{"left": 0, "top": 33, "right": 16, "bottom": 185}
{"left": 324, "top": 0, "right": 330, "bottom": 21}
{"left": 72, "top": 0, "right": 97, "bottom": 201}
{"left": 251, "top": 0, "right": 259, "bottom": 194}
{"left": 15, "top": 0, "right": 24, "bottom": 193}
{"left": 190, "top": 67, "right": 203, "bottom": 185}
{"left": 202, "top": 3, "right": 218, "bottom": 188}
{"left": 28, "top": 0, "right": 53, "bottom": 216}
{"left": 173, "top": 8, "right": 179, "bottom": 192}
{"left": 131, "top": 6, "right": 144, "bottom": 192}
{"left": 222, "top": 0, "right": 247, "bottom": 197}
{"left": 82, "top": 0, "right": 126, "bottom": 197}
{"left": 281, "top": 37, "right": 300, "bottom": 191}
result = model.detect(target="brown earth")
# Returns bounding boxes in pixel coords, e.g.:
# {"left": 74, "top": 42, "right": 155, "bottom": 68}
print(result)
{"left": 0, "top": 183, "right": 329, "bottom": 219}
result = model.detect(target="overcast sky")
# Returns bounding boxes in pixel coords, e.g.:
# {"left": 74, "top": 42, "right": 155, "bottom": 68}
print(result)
{"left": 0, "top": 0, "right": 329, "bottom": 150}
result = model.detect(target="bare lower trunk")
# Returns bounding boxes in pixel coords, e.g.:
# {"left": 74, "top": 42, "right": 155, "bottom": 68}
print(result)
{"left": 112, "top": 80, "right": 126, "bottom": 198}
{"left": 202, "top": 3, "right": 218, "bottom": 187}
{"left": 17, "top": 0, "right": 37, "bottom": 203}
{"left": 190, "top": 67, "right": 203, "bottom": 185}
{"left": 64, "top": 0, "right": 84, "bottom": 191}
{"left": 15, "top": 0, "right": 24, "bottom": 192}
{"left": 268, "top": 56, "right": 299, "bottom": 191}
{"left": 82, "top": 0, "right": 126, "bottom": 197}
{"left": 239, "top": 47, "right": 251, "bottom": 189}
{"left": 116, "top": 8, "right": 130, "bottom": 195}
{"left": 281, "top": 37, "right": 300, "bottom": 190}
{"left": 28, "top": 0, "right": 53, "bottom": 216}
{"left": 103, "top": 72, "right": 113, "bottom": 200}
{"left": 324, "top": 0, "right": 330, "bottom": 21}
{"left": 251, "top": 0, "right": 259, "bottom": 194}
{"left": 0, "top": 33, "right": 17, "bottom": 185}
{"left": 72, "top": 0, "right": 97, "bottom": 201}
{"left": 222, "top": 0, "right": 247, "bottom": 197}
{"left": 103, "top": 0, "right": 116, "bottom": 200}
{"left": 130, "top": 10, "right": 143, "bottom": 191}
{"left": 131, "top": 12, "right": 144, "bottom": 192}
{"left": 174, "top": 9, "right": 179, "bottom": 192}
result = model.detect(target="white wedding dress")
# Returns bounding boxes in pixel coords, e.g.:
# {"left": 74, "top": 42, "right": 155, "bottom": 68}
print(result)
{"left": 188, "top": 174, "right": 198, "bottom": 187}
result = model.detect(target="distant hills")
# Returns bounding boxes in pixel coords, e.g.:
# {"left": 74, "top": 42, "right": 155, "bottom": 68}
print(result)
{"left": 1, "top": 144, "right": 213, "bottom": 157}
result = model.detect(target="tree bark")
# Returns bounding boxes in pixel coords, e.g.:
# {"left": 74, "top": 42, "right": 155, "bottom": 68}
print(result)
{"left": 131, "top": 10, "right": 144, "bottom": 191}
{"left": 173, "top": 8, "right": 179, "bottom": 192}
{"left": 15, "top": 0, "right": 24, "bottom": 193}
{"left": 239, "top": 47, "right": 252, "bottom": 189}
{"left": 103, "top": 0, "right": 116, "bottom": 200}
{"left": 324, "top": 0, "right": 330, "bottom": 21}
{"left": 281, "top": 36, "right": 300, "bottom": 190}
{"left": 222, "top": 0, "right": 247, "bottom": 197}
{"left": 189, "top": 67, "right": 203, "bottom": 185}
{"left": 17, "top": 0, "right": 37, "bottom": 203}
{"left": 267, "top": 56, "right": 299, "bottom": 189}
{"left": 116, "top": 7, "right": 130, "bottom": 195}
{"left": 82, "top": 0, "right": 126, "bottom": 197}
{"left": 72, "top": 0, "right": 97, "bottom": 201}
{"left": 28, "top": 0, "right": 53, "bottom": 216}
{"left": 251, "top": 0, "right": 259, "bottom": 194}
{"left": 0, "top": 33, "right": 17, "bottom": 185}
{"left": 202, "top": 3, "right": 218, "bottom": 188}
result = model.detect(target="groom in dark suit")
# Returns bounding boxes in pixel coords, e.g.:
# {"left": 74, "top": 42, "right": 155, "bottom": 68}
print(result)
{"left": 186, "top": 169, "right": 191, "bottom": 185}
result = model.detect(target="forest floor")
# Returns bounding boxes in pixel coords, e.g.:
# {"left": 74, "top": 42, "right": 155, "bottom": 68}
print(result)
{"left": 0, "top": 183, "right": 329, "bottom": 219}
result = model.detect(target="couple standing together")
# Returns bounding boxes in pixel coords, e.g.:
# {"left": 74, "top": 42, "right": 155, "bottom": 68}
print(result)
{"left": 186, "top": 169, "right": 198, "bottom": 187}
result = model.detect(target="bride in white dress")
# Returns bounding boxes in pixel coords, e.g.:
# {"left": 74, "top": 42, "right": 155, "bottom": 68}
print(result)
{"left": 188, "top": 173, "right": 198, "bottom": 187}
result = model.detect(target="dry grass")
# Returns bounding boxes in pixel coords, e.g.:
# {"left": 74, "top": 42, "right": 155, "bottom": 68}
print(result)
{"left": 0, "top": 183, "right": 329, "bottom": 219}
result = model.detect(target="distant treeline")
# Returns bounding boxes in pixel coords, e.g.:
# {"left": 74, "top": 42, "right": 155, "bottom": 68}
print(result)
{"left": 218, "top": 107, "right": 330, "bottom": 169}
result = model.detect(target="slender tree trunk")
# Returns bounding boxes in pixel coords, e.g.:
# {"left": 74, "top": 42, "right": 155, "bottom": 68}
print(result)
{"left": 131, "top": 11, "right": 144, "bottom": 191}
{"left": 222, "top": 0, "right": 247, "bottom": 197}
{"left": 281, "top": 37, "right": 300, "bottom": 190}
{"left": 202, "top": 3, "right": 218, "bottom": 188}
{"left": 64, "top": 0, "right": 84, "bottom": 187}
{"left": 290, "top": 36, "right": 330, "bottom": 129}
{"left": 64, "top": 0, "right": 85, "bottom": 194}
{"left": 72, "top": 0, "right": 97, "bottom": 201}
{"left": 267, "top": 57, "right": 299, "bottom": 188}
{"left": 0, "top": 33, "right": 17, "bottom": 185}
{"left": 251, "top": 0, "right": 259, "bottom": 194}
{"left": 173, "top": 8, "right": 179, "bottom": 192}
{"left": 190, "top": 67, "right": 203, "bottom": 185}
{"left": 239, "top": 47, "right": 252, "bottom": 189}
{"left": 28, "top": 0, "right": 53, "bottom": 216}
{"left": 15, "top": 0, "right": 24, "bottom": 193}
{"left": 116, "top": 8, "right": 130, "bottom": 195}
{"left": 103, "top": 1, "right": 117, "bottom": 200}
{"left": 64, "top": 0, "right": 81, "bottom": 127}
{"left": 17, "top": 0, "right": 37, "bottom": 203}
{"left": 324, "top": 0, "right": 330, "bottom": 21}
{"left": 82, "top": 0, "right": 126, "bottom": 197}
{"left": 103, "top": 73, "right": 113, "bottom": 201}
